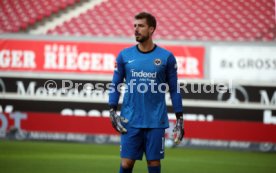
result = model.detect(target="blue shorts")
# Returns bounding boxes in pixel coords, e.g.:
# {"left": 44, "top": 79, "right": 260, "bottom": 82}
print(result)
{"left": 120, "top": 126, "right": 165, "bottom": 160}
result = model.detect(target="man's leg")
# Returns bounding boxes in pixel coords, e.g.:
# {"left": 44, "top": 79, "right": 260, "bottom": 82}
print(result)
{"left": 120, "top": 127, "right": 143, "bottom": 173}
{"left": 145, "top": 128, "right": 165, "bottom": 173}
{"left": 147, "top": 160, "right": 161, "bottom": 173}
{"left": 119, "top": 158, "right": 135, "bottom": 173}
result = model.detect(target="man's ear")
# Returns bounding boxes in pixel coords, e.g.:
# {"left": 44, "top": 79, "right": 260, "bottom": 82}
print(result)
{"left": 149, "top": 26, "right": 155, "bottom": 35}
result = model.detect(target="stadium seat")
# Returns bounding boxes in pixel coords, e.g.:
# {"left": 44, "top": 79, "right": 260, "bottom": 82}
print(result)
{"left": 47, "top": 0, "right": 275, "bottom": 41}
{"left": 1, "top": 0, "right": 275, "bottom": 41}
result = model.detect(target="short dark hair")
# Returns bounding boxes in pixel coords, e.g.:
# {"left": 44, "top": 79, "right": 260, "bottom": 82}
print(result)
{"left": 135, "top": 12, "right": 157, "bottom": 30}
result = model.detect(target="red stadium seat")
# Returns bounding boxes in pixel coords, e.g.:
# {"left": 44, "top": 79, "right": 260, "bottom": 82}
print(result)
{"left": 0, "top": 0, "right": 275, "bottom": 41}
{"left": 47, "top": 0, "right": 275, "bottom": 41}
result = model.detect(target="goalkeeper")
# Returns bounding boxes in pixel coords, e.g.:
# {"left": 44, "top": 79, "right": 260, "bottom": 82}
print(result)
{"left": 108, "top": 12, "right": 185, "bottom": 173}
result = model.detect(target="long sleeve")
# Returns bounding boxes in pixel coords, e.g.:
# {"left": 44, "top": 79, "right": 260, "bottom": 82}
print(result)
{"left": 166, "top": 54, "right": 183, "bottom": 113}
{"left": 108, "top": 52, "right": 125, "bottom": 107}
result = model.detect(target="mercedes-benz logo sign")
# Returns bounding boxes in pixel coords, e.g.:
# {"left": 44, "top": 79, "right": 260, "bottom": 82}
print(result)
{"left": 0, "top": 79, "right": 6, "bottom": 94}
{"left": 217, "top": 85, "right": 249, "bottom": 104}
{"left": 259, "top": 143, "right": 273, "bottom": 152}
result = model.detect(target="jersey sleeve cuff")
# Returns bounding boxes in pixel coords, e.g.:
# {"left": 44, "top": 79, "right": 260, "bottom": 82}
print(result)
{"left": 109, "top": 104, "right": 117, "bottom": 111}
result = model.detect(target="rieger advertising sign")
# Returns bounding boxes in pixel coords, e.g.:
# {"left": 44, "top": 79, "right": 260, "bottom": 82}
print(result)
{"left": 210, "top": 46, "right": 276, "bottom": 81}
{"left": 0, "top": 39, "right": 205, "bottom": 79}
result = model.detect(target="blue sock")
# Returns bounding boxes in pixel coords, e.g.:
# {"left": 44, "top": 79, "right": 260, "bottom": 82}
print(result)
{"left": 148, "top": 165, "right": 161, "bottom": 173}
{"left": 119, "top": 164, "right": 133, "bottom": 173}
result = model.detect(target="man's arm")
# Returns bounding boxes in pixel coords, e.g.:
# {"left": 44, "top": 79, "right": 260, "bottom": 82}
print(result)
{"left": 108, "top": 52, "right": 128, "bottom": 133}
{"left": 166, "top": 54, "right": 185, "bottom": 144}
{"left": 109, "top": 52, "right": 125, "bottom": 108}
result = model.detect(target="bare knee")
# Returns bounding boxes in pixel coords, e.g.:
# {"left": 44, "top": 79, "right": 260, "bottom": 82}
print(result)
{"left": 147, "top": 160, "right": 160, "bottom": 167}
{"left": 121, "top": 158, "right": 135, "bottom": 169}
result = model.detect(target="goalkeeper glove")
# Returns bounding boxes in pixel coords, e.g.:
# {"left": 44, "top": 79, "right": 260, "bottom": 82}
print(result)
{"left": 109, "top": 108, "right": 128, "bottom": 134}
{"left": 173, "top": 113, "right": 185, "bottom": 144}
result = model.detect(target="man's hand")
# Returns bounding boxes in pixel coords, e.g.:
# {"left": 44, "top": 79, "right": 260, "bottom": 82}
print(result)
{"left": 173, "top": 117, "right": 184, "bottom": 144}
{"left": 109, "top": 108, "right": 128, "bottom": 134}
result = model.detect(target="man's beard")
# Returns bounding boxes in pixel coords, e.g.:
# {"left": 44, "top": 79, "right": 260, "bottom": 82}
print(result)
{"left": 135, "top": 34, "right": 150, "bottom": 43}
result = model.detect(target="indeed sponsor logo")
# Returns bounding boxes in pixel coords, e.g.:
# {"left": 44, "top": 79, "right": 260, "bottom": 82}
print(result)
{"left": 131, "top": 69, "right": 157, "bottom": 78}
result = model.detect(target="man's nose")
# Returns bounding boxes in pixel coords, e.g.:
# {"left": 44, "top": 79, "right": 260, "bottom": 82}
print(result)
{"left": 134, "top": 25, "right": 139, "bottom": 30}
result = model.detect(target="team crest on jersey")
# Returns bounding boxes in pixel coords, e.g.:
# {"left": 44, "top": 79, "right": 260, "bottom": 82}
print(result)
{"left": 154, "top": 58, "right": 162, "bottom": 66}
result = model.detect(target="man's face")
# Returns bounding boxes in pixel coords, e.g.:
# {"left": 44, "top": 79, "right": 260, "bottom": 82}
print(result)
{"left": 134, "top": 19, "right": 154, "bottom": 43}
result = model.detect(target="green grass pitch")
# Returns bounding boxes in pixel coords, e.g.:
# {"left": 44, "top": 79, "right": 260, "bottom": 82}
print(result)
{"left": 0, "top": 140, "right": 276, "bottom": 173}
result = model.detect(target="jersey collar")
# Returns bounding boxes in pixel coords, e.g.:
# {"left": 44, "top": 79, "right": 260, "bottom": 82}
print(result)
{"left": 136, "top": 44, "right": 157, "bottom": 54}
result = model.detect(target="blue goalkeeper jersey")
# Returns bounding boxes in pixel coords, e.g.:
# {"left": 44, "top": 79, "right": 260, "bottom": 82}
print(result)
{"left": 109, "top": 44, "right": 183, "bottom": 128}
